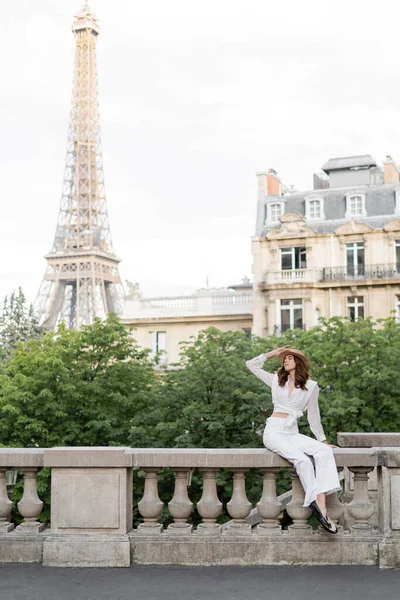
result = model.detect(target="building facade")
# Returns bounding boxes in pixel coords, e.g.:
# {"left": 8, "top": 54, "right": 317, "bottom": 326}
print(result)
{"left": 121, "top": 280, "right": 252, "bottom": 365}
{"left": 252, "top": 154, "right": 400, "bottom": 337}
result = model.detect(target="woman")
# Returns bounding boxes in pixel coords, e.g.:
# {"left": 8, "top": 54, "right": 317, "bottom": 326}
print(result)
{"left": 246, "top": 346, "right": 341, "bottom": 534}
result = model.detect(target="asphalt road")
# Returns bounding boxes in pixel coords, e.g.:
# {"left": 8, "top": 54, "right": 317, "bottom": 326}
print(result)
{"left": 0, "top": 564, "right": 399, "bottom": 600}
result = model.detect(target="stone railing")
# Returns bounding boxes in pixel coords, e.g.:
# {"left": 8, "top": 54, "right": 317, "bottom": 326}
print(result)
{"left": 0, "top": 440, "right": 400, "bottom": 568}
{"left": 123, "top": 292, "right": 252, "bottom": 319}
{"left": 265, "top": 269, "right": 322, "bottom": 285}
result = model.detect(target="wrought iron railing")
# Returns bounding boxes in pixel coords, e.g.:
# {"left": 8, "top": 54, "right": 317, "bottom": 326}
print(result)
{"left": 323, "top": 264, "right": 400, "bottom": 282}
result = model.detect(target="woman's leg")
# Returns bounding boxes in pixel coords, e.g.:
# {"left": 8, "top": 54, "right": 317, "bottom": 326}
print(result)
{"left": 289, "top": 433, "right": 342, "bottom": 509}
{"left": 263, "top": 431, "right": 318, "bottom": 507}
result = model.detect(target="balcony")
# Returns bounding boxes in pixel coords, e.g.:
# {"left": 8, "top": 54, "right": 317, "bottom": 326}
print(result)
{"left": 323, "top": 264, "right": 400, "bottom": 283}
{"left": 265, "top": 269, "right": 322, "bottom": 285}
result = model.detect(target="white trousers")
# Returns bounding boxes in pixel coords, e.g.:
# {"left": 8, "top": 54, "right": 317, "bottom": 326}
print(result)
{"left": 263, "top": 417, "right": 342, "bottom": 507}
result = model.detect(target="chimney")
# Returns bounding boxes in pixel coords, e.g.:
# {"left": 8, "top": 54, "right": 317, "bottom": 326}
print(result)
{"left": 383, "top": 155, "right": 400, "bottom": 184}
{"left": 256, "top": 169, "right": 281, "bottom": 196}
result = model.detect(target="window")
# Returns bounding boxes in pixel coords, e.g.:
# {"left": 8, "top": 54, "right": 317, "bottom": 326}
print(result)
{"left": 265, "top": 201, "right": 285, "bottom": 224}
{"left": 150, "top": 331, "right": 167, "bottom": 364}
{"left": 395, "top": 190, "right": 400, "bottom": 216}
{"left": 396, "top": 240, "right": 400, "bottom": 272}
{"left": 305, "top": 197, "right": 325, "bottom": 220}
{"left": 347, "top": 296, "right": 364, "bottom": 321}
{"left": 280, "top": 298, "right": 303, "bottom": 332}
{"left": 270, "top": 203, "right": 282, "bottom": 222}
{"left": 345, "top": 194, "right": 367, "bottom": 219}
{"left": 281, "top": 247, "right": 307, "bottom": 271}
{"left": 309, "top": 200, "right": 321, "bottom": 219}
{"left": 346, "top": 242, "right": 365, "bottom": 276}
{"left": 396, "top": 296, "right": 400, "bottom": 321}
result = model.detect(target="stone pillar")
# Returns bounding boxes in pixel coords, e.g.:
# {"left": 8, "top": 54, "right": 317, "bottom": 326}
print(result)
{"left": 286, "top": 470, "right": 312, "bottom": 533}
{"left": 15, "top": 468, "right": 45, "bottom": 533}
{"left": 197, "top": 468, "right": 223, "bottom": 535}
{"left": 137, "top": 468, "right": 164, "bottom": 534}
{"left": 347, "top": 467, "right": 374, "bottom": 532}
{"left": 0, "top": 468, "right": 14, "bottom": 532}
{"left": 167, "top": 469, "right": 193, "bottom": 534}
{"left": 42, "top": 447, "right": 133, "bottom": 567}
{"left": 256, "top": 468, "right": 282, "bottom": 535}
{"left": 226, "top": 469, "right": 252, "bottom": 534}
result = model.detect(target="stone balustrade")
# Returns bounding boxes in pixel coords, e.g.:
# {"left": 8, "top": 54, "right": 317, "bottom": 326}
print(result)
{"left": 0, "top": 444, "right": 399, "bottom": 568}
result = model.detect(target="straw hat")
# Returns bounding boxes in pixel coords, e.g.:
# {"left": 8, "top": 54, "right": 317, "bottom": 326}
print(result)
{"left": 277, "top": 348, "right": 310, "bottom": 371}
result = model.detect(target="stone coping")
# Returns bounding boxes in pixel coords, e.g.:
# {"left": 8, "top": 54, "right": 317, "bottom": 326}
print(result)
{"left": 128, "top": 448, "right": 378, "bottom": 469}
{"left": 337, "top": 433, "right": 400, "bottom": 448}
{"left": 0, "top": 448, "right": 44, "bottom": 468}
{"left": 374, "top": 448, "right": 400, "bottom": 468}
{"left": 44, "top": 447, "right": 131, "bottom": 467}
{"left": 0, "top": 446, "right": 394, "bottom": 469}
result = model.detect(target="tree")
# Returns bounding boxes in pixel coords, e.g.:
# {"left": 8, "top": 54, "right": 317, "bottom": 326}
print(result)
{"left": 0, "top": 288, "right": 42, "bottom": 359}
{"left": 131, "top": 327, "right": 284, "bottom": 523}
{"left": 277, "top": 316, "right": 400, "bottom": 440}
{"left": 0, "top": 314, "right": 155, "bottom": 448}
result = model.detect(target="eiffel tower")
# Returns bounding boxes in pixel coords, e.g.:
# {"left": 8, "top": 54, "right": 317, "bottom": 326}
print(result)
{"left": 35, "top": 1, "right": 123, "bottom": 330}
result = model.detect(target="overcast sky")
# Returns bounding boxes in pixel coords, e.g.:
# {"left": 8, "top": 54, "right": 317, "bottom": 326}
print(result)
{"left": 1, "top": 0, "right": 400, "bottom": 304}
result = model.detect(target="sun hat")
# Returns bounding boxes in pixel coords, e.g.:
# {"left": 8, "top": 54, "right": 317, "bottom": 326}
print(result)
{"left": 277, "top": 348, "right": 310, "bottom": 372}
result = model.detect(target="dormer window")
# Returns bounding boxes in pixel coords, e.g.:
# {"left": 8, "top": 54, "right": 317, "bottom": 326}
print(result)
{"left": 345, "top": 193, "right": 367, "bottom": 219}
{"left": 395, "top": 190, "right": 400, "bottom": 216}
{"left": 265, "top": 201, "right": 285, "bottom": 224}
{"left": 305, "top": 197, "right": 325, "bottom": 220}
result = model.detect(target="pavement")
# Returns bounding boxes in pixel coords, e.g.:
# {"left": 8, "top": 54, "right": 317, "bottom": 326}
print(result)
{"left": 0, "top": 564, "right": 399, "bottom": 600}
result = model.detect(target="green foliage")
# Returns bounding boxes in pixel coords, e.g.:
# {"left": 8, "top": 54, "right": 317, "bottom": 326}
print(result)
{"left": 0, "top": 313, "right": 155, "bottom": 448}
{"left": 277, "top": 316, "right": 400, "bottom": 440}
{"left": 0, "top": 288, "right": 42, "bottom": 359}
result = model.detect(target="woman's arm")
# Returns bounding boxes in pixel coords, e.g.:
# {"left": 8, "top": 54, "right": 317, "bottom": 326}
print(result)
{"left": 307, "top": 385, "right": 327, "bottom": 442}
{"left": 245, "top": 346, "right": 288, "bottom": 388}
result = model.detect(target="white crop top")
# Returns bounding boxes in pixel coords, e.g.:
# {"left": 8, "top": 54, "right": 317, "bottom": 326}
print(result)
{"left": 246, "top": 354, "right": 326, "bottom": 442}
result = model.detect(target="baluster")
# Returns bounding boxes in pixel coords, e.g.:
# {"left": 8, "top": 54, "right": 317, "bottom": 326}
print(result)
{"left": 256, "top": 468, "right": 283, "bottom": 535}
{"left": 347, "top": 467, "right": 374, "bottom": 532}
{"left": 197, "top": 468, "right": 223, "bottom": 535}
{"left": 137, "top": 468, "right": 164, "bottom": 534}
{"left": 226, "top": 469, "right": 252, "bottom": 534}
{"left": 0, "top": 469, "right": 14, "bottom": 532}
{"left": 167, "top": 469, "right": 193, "bottom": 534}
{"left": 322, "top": 468, "right": 344, "bottom": 533}
{"left": 286, "top": 469, "right": 312, "bottom": 533}
{"left": 15, "top": 468, "right": 45, "bottom": 533}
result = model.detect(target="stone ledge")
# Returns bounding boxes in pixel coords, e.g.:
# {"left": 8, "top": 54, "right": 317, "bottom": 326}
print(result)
{"left": 338, "top": 433, "right": 400, "bottom": 448}
{"left": 128, "top": 448, "right": 377, "bottom": 469}
{"left": 44, "top": 447, "right": 131, "bottom": 467}
{"left": 0, "top": 448, "right": 44, "bottom": 468}
{"left": 0, "top": 533, "right": 44, "bottom": 563}
{"left": 130, "top": 533, "right": 380, "bottom": 566}
{"left": 43, "top": 534, "right": 131, "bottom": 567}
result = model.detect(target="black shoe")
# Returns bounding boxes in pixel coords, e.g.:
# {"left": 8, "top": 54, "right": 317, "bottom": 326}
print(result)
{"left": 308, "top": 500, "right": 338, "bottom": 534}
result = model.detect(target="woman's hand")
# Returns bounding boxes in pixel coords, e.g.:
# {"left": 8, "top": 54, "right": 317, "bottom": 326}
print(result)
{"left": 322, "top": 440, "right": 338, "bottom": 448}
{"left": 264, "top": 345, "right": 290, "bottom": 360}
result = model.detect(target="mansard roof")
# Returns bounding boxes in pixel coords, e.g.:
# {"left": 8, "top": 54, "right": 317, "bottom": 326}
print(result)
{"left": 259, "top": 183, "right": 399, "bottom": 237}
